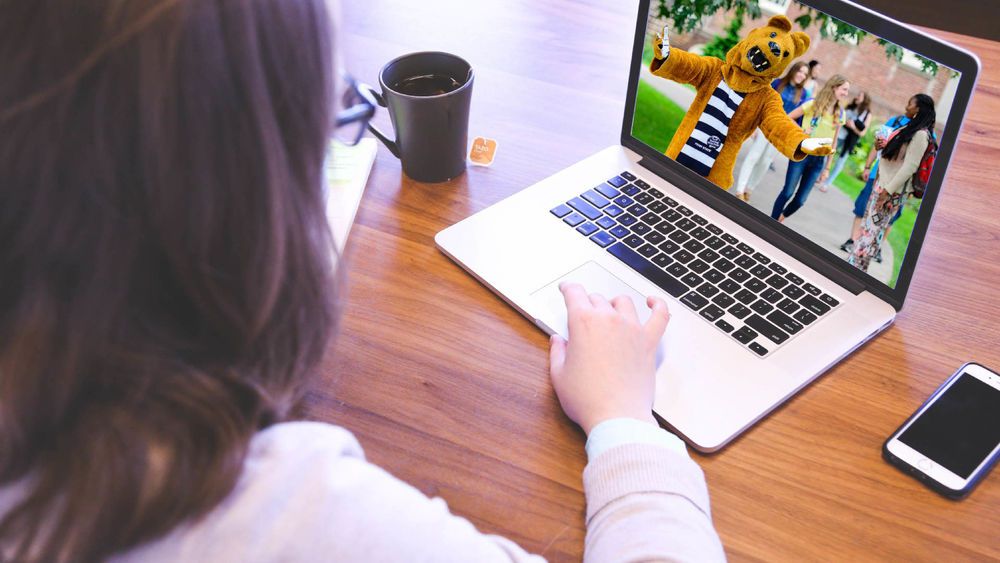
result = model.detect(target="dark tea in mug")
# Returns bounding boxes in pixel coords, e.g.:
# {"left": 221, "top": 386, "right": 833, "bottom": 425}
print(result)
{"left": 392, "top": 73, "right": 464, "bottom": 96}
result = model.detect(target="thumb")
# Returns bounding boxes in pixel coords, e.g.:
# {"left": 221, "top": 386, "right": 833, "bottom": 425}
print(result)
{"left": 549, "top": 334, "right": 567, "bottom": 379}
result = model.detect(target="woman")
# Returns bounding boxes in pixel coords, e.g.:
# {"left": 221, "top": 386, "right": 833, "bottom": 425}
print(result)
{"left": 848, "top": 94, "right": 936, "bottom": 272}
{"left": 804, "top": 59, "right": 822, "bottom": 98}
{"left": 0, "top": 1, "right": 724, "bottom": 560}
{"left": 818, "top": 91, "right": 872, "bottom": 192}
{"left": 732, "top": 60, "right": 810, "bottom": 202}
{"left": 771, "top": 74, "right": 851, "bottom": 221}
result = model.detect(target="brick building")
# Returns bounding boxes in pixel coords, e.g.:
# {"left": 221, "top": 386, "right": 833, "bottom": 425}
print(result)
{"left": 646, "top": 0, "right": 958, "bottom": 134}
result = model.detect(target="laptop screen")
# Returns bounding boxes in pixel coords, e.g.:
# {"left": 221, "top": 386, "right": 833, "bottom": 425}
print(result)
{"left": 628, "top": 0, "right": 965, "bottom": 292}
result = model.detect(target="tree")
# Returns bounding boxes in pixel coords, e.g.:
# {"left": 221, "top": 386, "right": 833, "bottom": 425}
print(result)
{"left": 653, "top": 0, "right": 942, "bottom": 75}
{"left": 702, "top": 17, "right": 744, "bottom": 60}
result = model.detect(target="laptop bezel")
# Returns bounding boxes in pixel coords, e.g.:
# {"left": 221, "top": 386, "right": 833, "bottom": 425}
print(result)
{"left": 620, "top": 0, "right": 981, "bottom": 311}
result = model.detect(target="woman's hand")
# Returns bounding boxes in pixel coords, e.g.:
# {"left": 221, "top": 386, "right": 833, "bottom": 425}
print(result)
{"left": 548, "top": 282, "right": 670, "bottom": 434}
{"left": 819, "top": 169, "right": 830, "bottom": 184}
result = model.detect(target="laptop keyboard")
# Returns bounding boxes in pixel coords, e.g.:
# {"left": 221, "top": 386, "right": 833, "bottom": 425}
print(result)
{"left": 550, "top": 171, "right": 841, "bottom": 358}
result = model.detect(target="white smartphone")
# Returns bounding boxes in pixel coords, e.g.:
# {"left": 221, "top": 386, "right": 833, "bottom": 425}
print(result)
{"left": 883, "top": 362, "right": 1000, "bottom": 499}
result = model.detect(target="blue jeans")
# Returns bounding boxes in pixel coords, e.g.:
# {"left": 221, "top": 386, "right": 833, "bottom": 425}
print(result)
{"left": 771, "top": 154, "right": 824, "bottom": 220}
{"left": 853, "top": 176, "right": 902, "bottom": 225}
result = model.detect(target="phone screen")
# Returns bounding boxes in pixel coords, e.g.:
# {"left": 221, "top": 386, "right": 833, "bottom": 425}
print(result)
{"left": 898, "top": 372, "right": 1000, "bottom": 478}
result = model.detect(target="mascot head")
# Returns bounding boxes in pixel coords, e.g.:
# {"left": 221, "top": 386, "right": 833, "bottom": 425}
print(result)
{"left": 726, "top": 15, "right": 810, "bottom": 89}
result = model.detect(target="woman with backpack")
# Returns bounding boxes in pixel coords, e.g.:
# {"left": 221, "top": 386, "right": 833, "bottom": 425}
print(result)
{"left": 848, "top": 94, "right": 937, "bottom": 272}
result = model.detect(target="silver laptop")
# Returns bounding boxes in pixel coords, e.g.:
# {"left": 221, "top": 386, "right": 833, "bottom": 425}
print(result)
{"left": 435, "top": 0, "right": 980, "bottom": 451}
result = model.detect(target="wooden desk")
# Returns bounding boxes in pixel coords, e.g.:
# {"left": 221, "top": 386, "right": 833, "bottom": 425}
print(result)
{"left": 316, "top": 1, "right": 1000, "bottom": 560}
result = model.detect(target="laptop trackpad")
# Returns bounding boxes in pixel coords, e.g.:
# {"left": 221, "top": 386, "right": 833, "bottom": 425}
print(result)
{"left": 530, "top": 261, "right": 656, "bottom": 338}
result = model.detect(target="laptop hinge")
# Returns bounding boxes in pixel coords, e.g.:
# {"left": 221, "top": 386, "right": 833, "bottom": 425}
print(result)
{"left": 637, "top": 155, "right": 867, "bottom": 296}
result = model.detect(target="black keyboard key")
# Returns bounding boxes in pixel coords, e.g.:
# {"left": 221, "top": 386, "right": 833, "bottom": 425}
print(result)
{"left": 721, "top": 233, "right": 739, "bottom": 245}
{"left": 603, "top": 204, "right": 624, "bottom": 217}
{"left": 623, "top": 234, "right": 643, "bottom": 248}
{"left": 635, "top": 179, "right": 650, "bottom": 190}
{"left": 704, "top": 269, "right": 725, "bottom": 284}
{"left": 577, "top": 222, "right": 599, "bottom": 236}
{"left": 729, "top": 268, "right": 751, "bottom": 284}
{"left": 819, "top": 293, "right": 840, "bottom": 308}
{"left": 550, "top": 203, "right": 572, "bottom": 217}
{"left": 582, "top": 189, "right": 610, "bottom": 208}
{"left": 618, "top": 214, "right": 638, "bottom": 226}
{"left": 732, "top": 326, "right": 757, "bottom": 344}
{"left": 683, "top": 239, "right": 705, "bottom": 253}
{"left": 745, "top": 314, "right": 790, "bottom": 345}
{"left": 715, "top": 319, "right": 735, "bottom": 333}
{"left": 752, "top": 252, "right": 771, "bottom": 265}
{"left": 745, "top": 278, "right": 766, "bottom": 293}
{"left": 676, "top": 205, "right": 693, "bottom": 216}
{"left": 680, "top": 291, "right": 709, "bottom": 311}
{"left": 595, "top": 182, "right": 620, "bottom": 199}
{"left": 706, "top": 224, "right": 723, "bottom": 235}
{"left": 634, "top": 192, "right": 654, "bottom": 205}
{"left": 666, "top": 262, "right": 688, "bottom": 278}
{"left": 750, "top": 264, "right": 771, "bottom": 278}
{"left": 714, "top": 258, "right": 735, "bottom": 273}
{"left": 769, "top": 262, "right": 788, "bottom": 275}
{"left": 761, "top": 288, "right": 783, "bottom": 304}
{"left": 793, "top": 309, "right": 818, "bottom": 325}
{"left": 658, "top": 240, "right": 680, "bottom": 254}
{"left": 720, "top": 246, "right": 741, "bottom": 259}
{"left": 777, "top": 298, "right": 800, "bottom": 314}
{"left": 767, "top": 310, "right": 804, "bottom": 335}
{"left": 735, "top": 289, "right": 757, "bottom": 304}
{"left": 568, "top": 197, "right": 602, "bottom": 220}
{"left": 751, "top": 299, "right": 774, "bottom": 315}
{"left": 606, "top": 242, "right": 686, "bottom": 297}
{"left": 654, "top": 221, "right": 677, "bottom": 235}
{"left": 620, "top": 171, "right": 637, "bottom": 181}
{"left": 734, "top": 254, "right": 756, "bottom": 269}
{"left": 648, "top": 201, "right": 668, "bottom": 214}
{"left": 590, "top": 231, "right": 615, "bottom": 247}
{"left": 676, "top": 218, "right": 696, "bottom": 231}
{"left": 641, "top": 212, "right": 662, "bottom": 226}
{"left": 748, "top": 342, "right": 769, "bottom": 356}
{"left": 668, "top": 230, "right": 691, "bottom": 244}
{"left": 687, "top": 259, "right": 710, "bottom": 274}
{"left": 704, "top": 236, "right": 726, "bottom": 250}
{"left": 729, "top": 303, "right": 752, "bottom": 319}
{"left": 652, "top": 253, "right": 673, "bottom": 268}
{"left": 563, "top": 212, "right": 585, "bottom": 227}
{"left": 800, "top": 295, "right": 831, "bottom": 316}
{"left": 690, "top": 227, "right": 710, "bottom": 240}
{"left": 718, "top": 279, "right": 740, "bottom": 294}
{"left": 637, "top": 243, "right": 658, "bottom": 258}
{"left": 766, "top": 274, "right": 790, "bottom": 290}
{"left": 662, "top": 196, "right": 678, "bottom": 207}
{"left": 784, "top": 272, "right": 804, "bottom": 286}
{"left": 661, "top": 209, "right": 682, "bottom": 223}
{"left": 782, "top": 285, "right": 806, "bottom": 300}
{"left": 698, "top": 248, "right": 720, "bottom": 263}
{"left": 627, "top": 204, "right": 648, "bottom": 217}
{"left": 608, "top": 175, "right": 628, "bottom": 187}
{"left": 609, "top": 225, "right": 630, "bottom": 238}
{"left": 696, "top": 283, "right": 720, "bottom": 298}
{"left": 691, "top": 214, "right": 708, "bottom": 226}
{"left": 648, "top": 187, "right": 664, "bottom": 198}
{"left": 644, "top": 231, "right": 666, "bottom": 245}
{"left": 712, "top": 293, "right": 736, "bottom": 308}
{"left": 596, "top": 216, "right": 617, "bottom": 229}
{"left": 614, "top": 195, "right": 633, "bottom": 207}
{"left": 737, "top": 242, "right": 754, "bottom": 254}
{"left": 673, "top": 250, "right": 695, "bottom": 263}
{"left": 802, "top": 283, "right": 822, "bottom": 296}
{"left": 700, "top": 304, "right": 725, "bottom": 322}
{"left": 681, "top": 273, "right": 704, "bottom": 288}
{"left": 631, "top": 223, "right": 651, "bottom": 235}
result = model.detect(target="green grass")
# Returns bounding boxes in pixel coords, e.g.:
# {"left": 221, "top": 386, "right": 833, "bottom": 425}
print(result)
{"left": 832, "top": 162, "right": 919, "bottom": 288}
{"left": 631, "top": 80, "right": 686, "bottom": 154}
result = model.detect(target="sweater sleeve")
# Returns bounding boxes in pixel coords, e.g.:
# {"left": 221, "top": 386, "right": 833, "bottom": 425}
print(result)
{"left": 582, "top": 443, "right": 726, "bottom": 562}
{"left": 883, "top": 131, "right": 929, "bottom": 195}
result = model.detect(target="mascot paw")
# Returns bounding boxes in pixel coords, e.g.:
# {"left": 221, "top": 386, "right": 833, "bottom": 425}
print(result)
{"left": 653, "top": 25, "right": 671, "bottom": 60}
{"left": 801, "top": 137, "right": 834, "bottom": 156}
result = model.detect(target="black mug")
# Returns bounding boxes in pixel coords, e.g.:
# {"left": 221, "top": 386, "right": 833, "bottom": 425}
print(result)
{"left": 366, "top": 52, "right": 474, "bottom": 183}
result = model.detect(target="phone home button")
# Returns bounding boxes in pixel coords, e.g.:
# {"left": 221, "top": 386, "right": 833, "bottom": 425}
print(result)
{"left": 917, "top": 458, "right": 933, "bottom": 472}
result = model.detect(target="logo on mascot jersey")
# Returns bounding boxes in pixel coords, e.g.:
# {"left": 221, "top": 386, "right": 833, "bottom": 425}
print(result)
{"left": 707, "top": 136, "right": 722, "bottom": 150}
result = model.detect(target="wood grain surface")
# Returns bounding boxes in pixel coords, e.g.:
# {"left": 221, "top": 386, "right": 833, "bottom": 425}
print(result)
{"left": 313, "top": 1, "right": 1000, "bottom": 560}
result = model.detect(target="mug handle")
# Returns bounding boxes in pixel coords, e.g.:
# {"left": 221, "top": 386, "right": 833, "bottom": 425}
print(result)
{"left": 364, "top": 86, "right": 400, "bottom": 158}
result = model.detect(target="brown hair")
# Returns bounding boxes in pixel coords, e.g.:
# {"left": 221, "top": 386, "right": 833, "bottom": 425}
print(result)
{"left": 846, "top": 91, "right": 872, "bottom": 115}
{"left": 0, "top": 0, "right": 337, "bottom": 560}
{"left": 774, "top": 60, "right": 810, "bottom": 106}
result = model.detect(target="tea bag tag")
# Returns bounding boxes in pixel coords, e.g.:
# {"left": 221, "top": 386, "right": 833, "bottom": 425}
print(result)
{"left": 469, "top": 137, "right": 498, "bottom": 167}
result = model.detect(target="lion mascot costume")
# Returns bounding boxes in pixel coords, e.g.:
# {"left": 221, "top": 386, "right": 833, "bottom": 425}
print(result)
{"left": 650, "top": 15, "right": 833, "bottom": 189}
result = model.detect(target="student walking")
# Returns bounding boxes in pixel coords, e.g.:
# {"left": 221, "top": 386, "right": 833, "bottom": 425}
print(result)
{"left": 818, "top": 91, "right": 871, "bottom": 192}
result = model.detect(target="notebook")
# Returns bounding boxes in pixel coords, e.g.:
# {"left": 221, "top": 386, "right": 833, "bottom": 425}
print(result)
{"left": 435, "top": 0, "right": 980, "bottom": 451}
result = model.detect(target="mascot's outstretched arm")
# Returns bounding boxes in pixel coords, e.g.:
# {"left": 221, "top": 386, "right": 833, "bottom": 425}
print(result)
{"left": 649, "top": 26, "right": 716, "bottom": 86}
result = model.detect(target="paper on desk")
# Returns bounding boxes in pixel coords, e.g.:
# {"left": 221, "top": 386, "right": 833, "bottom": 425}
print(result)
{"left": 324, "top": 137, "right": 377, "bottom": 254}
